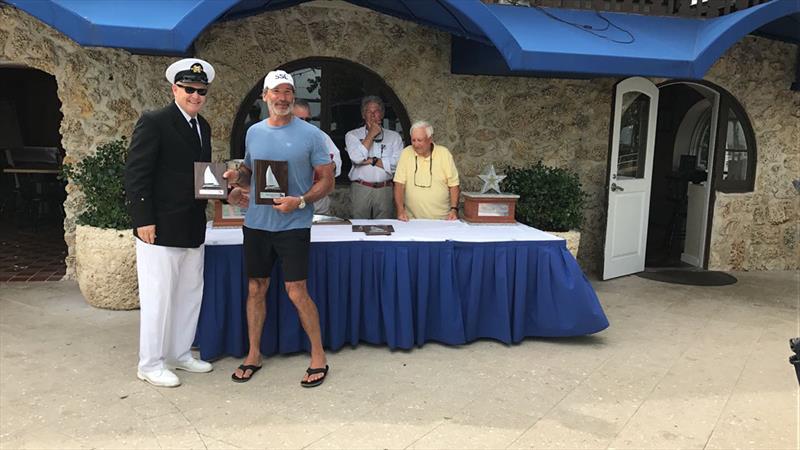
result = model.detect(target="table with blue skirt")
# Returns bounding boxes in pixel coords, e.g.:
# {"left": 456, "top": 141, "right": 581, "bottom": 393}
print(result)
{"left": 194, "top": 219, "right": 608, "bottom": 360}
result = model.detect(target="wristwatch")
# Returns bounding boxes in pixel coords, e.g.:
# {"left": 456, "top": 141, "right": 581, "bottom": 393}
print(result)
{"left": 298, "top": 195, "right": 306, "bottom": 209}
{"left": 450, "top": 206, "right": 458, "bottom": 211}
{"left": 370, "top": 157, "right": 378, "bottom": 166}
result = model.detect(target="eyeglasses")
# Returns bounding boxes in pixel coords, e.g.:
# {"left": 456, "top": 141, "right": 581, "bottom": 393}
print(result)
{"left": 414, "top": 152, "right": 433, "bottom": 188}
{"left": 373, "top": 129, "right": 384, "bottom": 143}
{"left": 176, "top": 84, "right": 208, "bottom": 96}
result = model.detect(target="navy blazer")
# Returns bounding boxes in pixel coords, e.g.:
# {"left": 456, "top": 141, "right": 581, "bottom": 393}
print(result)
{"left": 125, "top": 103, "right": 211, "bottom": 248}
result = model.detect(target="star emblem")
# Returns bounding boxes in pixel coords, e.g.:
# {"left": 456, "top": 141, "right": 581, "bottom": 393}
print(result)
{"left": 478, "top": 165, "right": 506, "bottom": 194}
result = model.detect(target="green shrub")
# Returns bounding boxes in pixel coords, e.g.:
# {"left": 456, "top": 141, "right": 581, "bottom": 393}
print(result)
{"left": 500, "top": 162, "right": 587, "bottom": 231}
{"left": 61, "top": 138, "right": 130, "bottom": 229}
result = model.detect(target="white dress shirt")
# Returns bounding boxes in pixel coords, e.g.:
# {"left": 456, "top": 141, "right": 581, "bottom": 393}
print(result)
{"left": 345, "top": 125, "right": 403, "bottom": 183}
{"left": 175, "top": 102, "right": 202, "bottom": 144}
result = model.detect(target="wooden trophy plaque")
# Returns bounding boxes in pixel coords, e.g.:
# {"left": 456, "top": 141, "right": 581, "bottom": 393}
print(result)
{"left": 193, "top": 162, "right": 228, "bottom": 199}
{"left": 462, "top": 192, "right": 520, "bottom": 224}
{"left": 254, "top": 159, "right": 288, "bottom": 205}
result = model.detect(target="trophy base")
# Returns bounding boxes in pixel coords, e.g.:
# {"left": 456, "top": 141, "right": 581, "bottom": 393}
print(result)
{"left": 462, "top": 192, "right": 519, "bottom": 224}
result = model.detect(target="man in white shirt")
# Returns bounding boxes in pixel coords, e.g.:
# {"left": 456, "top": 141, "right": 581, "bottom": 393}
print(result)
{"left": 292, "top": 99, "right": 341, "bottom": 215}
{"left": 344, "top": 96, "right": 403, "bottom": 219}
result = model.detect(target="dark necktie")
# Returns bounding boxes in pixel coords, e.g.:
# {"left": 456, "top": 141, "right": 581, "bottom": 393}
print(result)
{"left": 190, "top": 118, "right": 201, "bottom": 148}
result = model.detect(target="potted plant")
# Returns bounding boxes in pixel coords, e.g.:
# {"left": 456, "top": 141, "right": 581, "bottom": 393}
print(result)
{"left": 61, "top": 137, "right": 138, "bottom": 310}
{"left": 500, "top": 162, "right": 587, "bottom": 258}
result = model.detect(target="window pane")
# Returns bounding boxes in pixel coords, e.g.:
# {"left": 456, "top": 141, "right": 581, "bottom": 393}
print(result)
{"left": 723, "top": 151, "right": 748, "bottom": 181}
{"left": 292, "top": 67, "right": 322, "bottom": 128}
{"left": 722, "top": 108, "right": 749, "bottom": 181}
{"left": 617, "top": 91, "right": 650, "bottom": 179}
{"left": 689, "top": 108, "right": 711, "bottom": 170}
{"left": 725, "top": 111, "right": 747, "bottom": 150}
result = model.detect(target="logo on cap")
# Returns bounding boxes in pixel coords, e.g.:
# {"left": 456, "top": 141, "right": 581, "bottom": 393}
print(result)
{"left": 191, "top": 63, "right": 203, "bottom": 74}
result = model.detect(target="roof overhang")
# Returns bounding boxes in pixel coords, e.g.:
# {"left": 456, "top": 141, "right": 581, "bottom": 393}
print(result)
{"left": 2, "top": 0, "right": 798, "bottom": 78}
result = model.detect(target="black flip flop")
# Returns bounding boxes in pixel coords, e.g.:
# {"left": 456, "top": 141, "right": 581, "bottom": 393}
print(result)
{"left": 300, "top": 365, "right": 329, "bottom": 388}
{"left": 231, "top": 364, "right": 262, "bottom": 383}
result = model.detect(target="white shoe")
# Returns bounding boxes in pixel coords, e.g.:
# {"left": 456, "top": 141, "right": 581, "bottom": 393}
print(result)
{"left": 137, "top": 369, "right": 180, "bottom": 387}
{"left": 171, "top": 357, "right": 213, "bottom": 373}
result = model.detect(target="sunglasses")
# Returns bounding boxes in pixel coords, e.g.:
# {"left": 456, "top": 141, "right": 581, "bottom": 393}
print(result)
{"left": 176, "top": 84, "right": 208, "bottom": 96}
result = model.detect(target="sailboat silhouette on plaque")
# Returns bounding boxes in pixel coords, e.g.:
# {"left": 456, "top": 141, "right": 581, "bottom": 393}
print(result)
{"left": 202, "top": 166, "right": 222, "bottom": 189}
{"left": 255, "top": 159, "right": 288, "bottom": 204}
{"left": 264, "top": 165, "right": 280, "bottom": 190}
{"left": 193, "top": 162, "right": 227, "bottom": 199}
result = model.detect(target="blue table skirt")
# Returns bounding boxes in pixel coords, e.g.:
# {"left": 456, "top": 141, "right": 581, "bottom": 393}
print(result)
{"left": 195, "top": 240, "right": 609, "bottom": 360}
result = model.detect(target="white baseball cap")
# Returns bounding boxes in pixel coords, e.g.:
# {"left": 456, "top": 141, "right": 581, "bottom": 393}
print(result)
{"left": 263, "top": 70, "right": 294, "bottom": 90}
{"left": 165, "top": 58, "right": 215, "bottom": 85}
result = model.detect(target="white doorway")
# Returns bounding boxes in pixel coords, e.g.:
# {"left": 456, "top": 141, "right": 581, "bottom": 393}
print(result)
{"left": 604, "top": 78, "right": 757, "bottom": 279}
{"left": 602, "top": 77, "right": 659, "bottom": 280}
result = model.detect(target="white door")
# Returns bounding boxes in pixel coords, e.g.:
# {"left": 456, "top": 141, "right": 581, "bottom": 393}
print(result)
{"left": 680, "top": 88, "right": 719, "bottom": 267}
{"left": 603, "top": 77, "right": 659, "bottom": 280}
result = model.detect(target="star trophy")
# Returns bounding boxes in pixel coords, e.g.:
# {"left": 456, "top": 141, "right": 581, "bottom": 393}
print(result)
{"left": 461, "top": 165, "right": 520, "bottom": 224}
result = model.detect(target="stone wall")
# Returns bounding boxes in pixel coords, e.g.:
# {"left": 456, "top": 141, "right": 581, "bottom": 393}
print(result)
{"left": 1, "top": 2, "right": 797, "bottom": 276}
{"left": 704, "top": 38, "right": 800, "bottom": 270}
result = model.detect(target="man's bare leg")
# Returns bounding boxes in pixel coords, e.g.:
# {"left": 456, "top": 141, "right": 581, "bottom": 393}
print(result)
{"left": 234, "top": 277, "right": 269, "bottom": 379}
{"left": 285, "top": 280, "right": 327, "bottom": 383}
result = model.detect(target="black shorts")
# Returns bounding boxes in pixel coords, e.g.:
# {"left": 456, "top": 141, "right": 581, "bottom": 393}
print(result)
{"left": 243, "top": 226, "right": 310, "bottom": 282}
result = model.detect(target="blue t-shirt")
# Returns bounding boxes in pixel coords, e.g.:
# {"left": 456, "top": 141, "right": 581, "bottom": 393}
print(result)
{"left": 243, "top": 117, "right": 330, "bottom": 231}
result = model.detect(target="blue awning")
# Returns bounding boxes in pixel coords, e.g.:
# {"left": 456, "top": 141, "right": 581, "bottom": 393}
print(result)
{"left": 2, "top": 0, "right": 239, "bottom": 54}
{"left": 3, "top": 0, "right": 798, "bottom": 78}
{"left": 447, "top": 0, "right": 799, "bottom": 78}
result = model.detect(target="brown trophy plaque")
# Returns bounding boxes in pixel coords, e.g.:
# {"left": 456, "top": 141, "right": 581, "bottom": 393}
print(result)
{"left": 194, "top": 162, "right": 228, "bottom": 199}
{"left": 254, "top": 159, "right": 288, "bottom": 205}
{"left": 462, "top": 192, "right": 520, "bottom": 224}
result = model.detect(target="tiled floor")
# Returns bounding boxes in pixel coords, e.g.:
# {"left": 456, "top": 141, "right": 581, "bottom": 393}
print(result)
{"left": 0, "top": 222, "right": 67, "bottom": 282}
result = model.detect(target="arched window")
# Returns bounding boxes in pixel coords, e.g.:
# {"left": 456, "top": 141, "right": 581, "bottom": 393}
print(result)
{"left": 713, "top": 95, "right": 757, "bottom": 193}
{"left": 688, "top": 107, "right": 711, "bottom": 170}
{"left": 660, "top": 79, "right": 758, "bottom": 194}
{"left": 229, "top": 58, "right": 411, "bottom": 182}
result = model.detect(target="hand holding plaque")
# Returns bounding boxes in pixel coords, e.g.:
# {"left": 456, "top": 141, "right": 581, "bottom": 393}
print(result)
{"left": 194, "top": 162, "right": 228, "bottom": 199}
{"left": 255, "top": 159, "right": 288, "bottom": 205}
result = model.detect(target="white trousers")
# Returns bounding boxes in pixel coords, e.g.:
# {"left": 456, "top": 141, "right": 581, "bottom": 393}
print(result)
{"left": 135, "top": 239, "right": 205, "bottom": 373}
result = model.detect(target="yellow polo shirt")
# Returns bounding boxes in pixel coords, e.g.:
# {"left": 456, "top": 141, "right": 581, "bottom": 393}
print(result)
{"left": 393, "top": 144, "right": 459, "bottom": 219}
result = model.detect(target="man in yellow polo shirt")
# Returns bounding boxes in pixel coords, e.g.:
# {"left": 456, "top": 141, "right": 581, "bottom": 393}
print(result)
{"left": 394, "top": 121, "right": 460, "bottom": 221}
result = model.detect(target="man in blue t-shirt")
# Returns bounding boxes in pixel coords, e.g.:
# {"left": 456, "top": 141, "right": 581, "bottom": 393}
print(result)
{"left": 224, "top": 70, "right": 334, "bottom": 387}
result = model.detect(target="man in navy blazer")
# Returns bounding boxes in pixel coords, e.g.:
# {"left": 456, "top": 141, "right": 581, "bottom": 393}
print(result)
{"left": 124, "top": 58, "right": 216, "bottom": 387}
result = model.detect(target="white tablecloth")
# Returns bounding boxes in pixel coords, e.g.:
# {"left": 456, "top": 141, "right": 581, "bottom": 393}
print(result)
{"left": 205, "top": 219, "right": 562, "bottom": 246}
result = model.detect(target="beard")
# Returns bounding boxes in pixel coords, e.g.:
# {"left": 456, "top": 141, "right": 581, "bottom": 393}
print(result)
{"left": 268, "top": 98, "right": 294, "bottom": 117}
